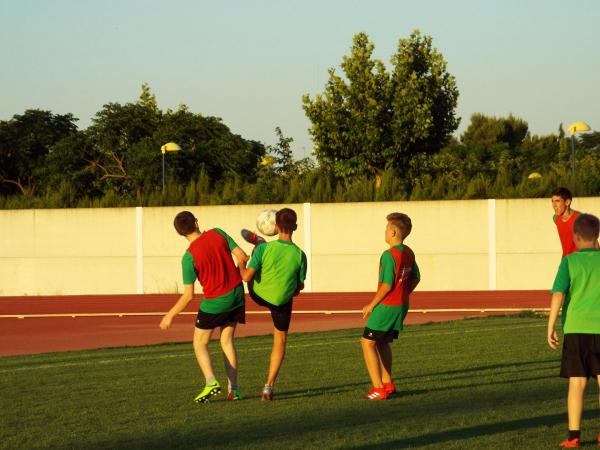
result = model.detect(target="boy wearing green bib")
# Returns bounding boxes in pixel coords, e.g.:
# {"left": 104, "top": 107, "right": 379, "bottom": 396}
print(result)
{"left": 239, "top": 208, "right": 307, "bottom": 400}
{"left": 547, "top": 213, "right": 600, "bottom": 447}
{"left": 361, "top": 213, "right": 420, "bottom": 400}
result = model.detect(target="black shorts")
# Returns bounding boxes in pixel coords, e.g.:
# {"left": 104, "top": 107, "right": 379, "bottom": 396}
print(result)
{"left": 195, "top": 305, "right": 245, "bottom": 330}
{"left": 560, "top": 333, "right": 600, "bottom": 378}
{"left": 362, "top": 327, "right": 399, "bottom": 344}
{"left": 249, "top": 289, "right": 293, "bottom": 332}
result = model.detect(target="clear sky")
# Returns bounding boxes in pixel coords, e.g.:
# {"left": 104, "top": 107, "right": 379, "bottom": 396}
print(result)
{"left": 1, "top": 0, "right": 598, "bottom": 158}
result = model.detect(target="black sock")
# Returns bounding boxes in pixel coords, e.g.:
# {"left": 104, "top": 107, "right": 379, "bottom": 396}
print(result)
{"left": 568, "top": 430, "right": 580, "bottom": 440}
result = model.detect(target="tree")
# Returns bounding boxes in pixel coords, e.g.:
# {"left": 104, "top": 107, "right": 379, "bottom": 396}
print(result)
{"left": 389, "top": 30, "right": 460, "bottom": 162}
{"left": 0, "top": 110, "right": 78, "bottom": 195}
{"left": 461, "top": 113, "right": 528, "bottom": 149}
{"left": 84, "top": 85, "right": 266, "bottom": 202}
{"left": 303, "top": 33, "right": 389, "bottom": 178}
{"left": 303, "top": 30, "right": 459, "bottom": 180}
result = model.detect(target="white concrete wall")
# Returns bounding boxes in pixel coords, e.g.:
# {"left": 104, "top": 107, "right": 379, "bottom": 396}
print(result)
{"left": 1, "top": 197, "right": 598, "bottom": 295}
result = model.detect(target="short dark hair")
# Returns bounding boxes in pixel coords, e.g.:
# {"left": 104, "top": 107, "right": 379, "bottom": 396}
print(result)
{"left": 387, "top": 212, "right": 412, "bottom": 239}
{"left": 276, "top": 208, "right": 297, "bottom": 234}
{"left": 574, "top": 213, "right": 600, "bottom": 242}
{"left": 551, "top": 187, "right": 573, "bottom": 201}
{"left": 173, "top": 211, "right": 197, "bottom": 236}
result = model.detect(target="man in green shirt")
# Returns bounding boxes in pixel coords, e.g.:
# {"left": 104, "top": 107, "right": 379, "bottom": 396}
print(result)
{"left": 239, "top": 208, "right": 307, "bottom": 400}
{"left": 547, "top": 213, "right": 600, "bottom": 447}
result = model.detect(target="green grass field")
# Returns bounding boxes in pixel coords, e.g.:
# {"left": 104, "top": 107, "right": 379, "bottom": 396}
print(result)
{"left": 1, "top": 316, "right": 599, "bottom": 449}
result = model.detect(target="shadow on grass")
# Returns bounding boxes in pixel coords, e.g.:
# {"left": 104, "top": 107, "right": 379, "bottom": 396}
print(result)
{"left": 401, "top": 374, "right": 557, "bottom": 398}
{"left": 91, "top": 382, "right": 576, "bottom": 450}
{"left": 350, "top": 410, "right": 599, "bottom": 449}
{"left": 410, "top": 357, "right": 557, "bottom": 381}
{"left": 276, "top": 381, "right": 367, "bottom": 399}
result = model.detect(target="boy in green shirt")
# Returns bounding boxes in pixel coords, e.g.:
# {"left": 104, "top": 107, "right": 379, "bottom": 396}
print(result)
{"left": 547, "top": 213, "right": 600, "bottom": 447}
{"left": 239, "top": 208, "right": 307, "bottom": 400}
{"left": 361, "top": 213, "right": 420, "bottom": 400}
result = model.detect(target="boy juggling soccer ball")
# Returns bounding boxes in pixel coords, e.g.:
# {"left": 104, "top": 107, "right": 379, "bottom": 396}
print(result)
{"left": 361, "top": 213, "right": 420, "bottom": 401}
{"left": 547, "top": 213, "right": 600, "bottom": 447}
{"left": 239, "top": 208, "right": 307, "bottom": 400}
{"left": 160, "top": 211, "right": 249, "bottom": 403}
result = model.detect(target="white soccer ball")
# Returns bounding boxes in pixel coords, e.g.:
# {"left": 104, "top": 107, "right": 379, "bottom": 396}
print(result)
{"left": 256, "top": 208, "right": 277, "bottom": 236}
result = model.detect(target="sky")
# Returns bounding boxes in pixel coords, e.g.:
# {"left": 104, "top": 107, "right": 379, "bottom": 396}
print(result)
{"left": 1, "top": 0, "right": 598, "bottom": 158}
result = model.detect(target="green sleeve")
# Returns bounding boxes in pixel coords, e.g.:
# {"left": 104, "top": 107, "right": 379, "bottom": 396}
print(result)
{"left": 551, "top": 257, "right": 570, "bottom": 294}
{"left": 298, "top": 251, "right": 307, "bottom": 284}
{"left": 248, "top": 243, "right": 266, "bottom": 271}
{"left": 412, "top": 260, "right": 421, "bottom": 280}
{"left": 379, "top": 251, "right": 396, "bottom": 285}
{"left": 214, "top": 228, "right": 238, "bottom": 251}
{"left": 552, "top": 214, "right": 556, "bottom": 224}
{"left": 181, "top": 251, "right": 197, "bottom": 285}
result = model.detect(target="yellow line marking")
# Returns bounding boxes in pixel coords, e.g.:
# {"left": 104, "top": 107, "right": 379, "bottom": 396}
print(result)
{"left": 0, "top": 308, "right": 550, "bottom": 319}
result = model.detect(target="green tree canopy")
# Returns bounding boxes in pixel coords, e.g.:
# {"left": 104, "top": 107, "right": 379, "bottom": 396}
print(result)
{"left": 461, "top": 113, "right": 528, "bottom": 149}
{"left": 303, "top": 30, "right": 459, "bottom": 180}
{"left": 0, "top": 110, "right": 78, "bottom": 195}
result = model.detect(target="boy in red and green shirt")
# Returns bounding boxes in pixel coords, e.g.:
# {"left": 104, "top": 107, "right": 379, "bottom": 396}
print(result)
{"left": 552, "top": 187, "right": 580, "bottom": 257}
{"left": 160, "top": 211, "right": 248, "bottom": 403}
{"left": 361, "top": 212, "right": 420, "bottom": 400}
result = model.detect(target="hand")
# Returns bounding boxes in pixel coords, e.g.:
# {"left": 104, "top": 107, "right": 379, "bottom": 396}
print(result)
{"left": 547, "top": 329, "right": 559, "bottom": 350}
{"left": 362, "top": 303, "right": 374, "bottom": 319}
{"left": 160, "top": 315, "right": 173, "bottom": 330}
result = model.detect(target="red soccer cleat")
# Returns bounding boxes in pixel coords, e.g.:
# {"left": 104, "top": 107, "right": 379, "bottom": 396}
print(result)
{"left": 559, "top": 437, "right": 580, "bottom": 447}
{"left": 366, "top": 387, "right": 388, "bottom": 401}
{"left": 241, "top": 229, "right": 266, "bottom": 246}
{"left": 383, "top": 382, "right": 397, "bottom": 397}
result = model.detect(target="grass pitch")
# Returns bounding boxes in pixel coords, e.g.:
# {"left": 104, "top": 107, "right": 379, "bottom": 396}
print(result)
{"left": 1, "top": 316, "right": 597, "bottom": 449}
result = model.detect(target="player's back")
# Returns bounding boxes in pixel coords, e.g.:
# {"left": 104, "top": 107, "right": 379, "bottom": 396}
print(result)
{"left": 562, "top": 249, "right": 600, "bottom": 333}
{"left": 252, "top": 240, "right": 305, "bottom": 306}
{"left": 187, "top": 228, "right": 241, "bottom": 298}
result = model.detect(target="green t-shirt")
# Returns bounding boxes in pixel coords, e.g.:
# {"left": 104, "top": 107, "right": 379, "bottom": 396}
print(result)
{"left": 248, "top": 240, "right": 307, "bottom": 306}
{"left": 551, "top": 248, "right": 600, "bottom": 334}
{"left": 181, "top": 228, "right": 243, "bottom": 314}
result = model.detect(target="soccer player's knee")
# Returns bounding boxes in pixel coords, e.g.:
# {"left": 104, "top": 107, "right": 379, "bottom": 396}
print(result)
{"left": 361, "top": 337, "right": 376, "bottom": 347}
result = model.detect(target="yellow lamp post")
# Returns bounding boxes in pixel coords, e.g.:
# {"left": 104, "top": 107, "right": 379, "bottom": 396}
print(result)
{"left": 161, "top": 142, "right": 182, "bottom": 192}
{"left": 568, "top": 122, "right": 591, "bottom": 177}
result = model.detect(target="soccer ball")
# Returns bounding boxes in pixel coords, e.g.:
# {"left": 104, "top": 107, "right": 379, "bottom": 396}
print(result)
{"left": 256, "top": 208, "right": 277, "bottom": 236}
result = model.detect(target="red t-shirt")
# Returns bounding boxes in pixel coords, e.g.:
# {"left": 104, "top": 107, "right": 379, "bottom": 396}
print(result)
{"left": 187, "top": 229, "right": 242, "bottom": 298}
{"left": 554, "top": 210, "right": 579, "bottom": 257}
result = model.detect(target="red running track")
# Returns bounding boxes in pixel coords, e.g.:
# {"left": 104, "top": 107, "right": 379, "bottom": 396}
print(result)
{"left": 0, "top": 291, "right": 549, "bottom": 356}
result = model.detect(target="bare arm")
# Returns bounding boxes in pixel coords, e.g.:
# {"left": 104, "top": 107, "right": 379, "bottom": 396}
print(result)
{"left": 362, "top": 283, "right": 392, "bottom": 318}
{"left": 160, "top": 283, "right": 195, "bottom": 330}
{"left": 238, "top": 258, "right": 256, "bottom": 283}
{"left": 547, "top": 292, "right": 564, "bottom": 349}
{"left": 231, "top": 246, "right": 249, "bottom": 267}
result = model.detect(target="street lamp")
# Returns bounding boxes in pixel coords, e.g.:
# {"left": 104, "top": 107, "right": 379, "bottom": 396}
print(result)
{"left": 161, "top": 142, "right": 181, "bottom": 192}
{"left": 568, "top": 122, "right": 591, "bottom": 177}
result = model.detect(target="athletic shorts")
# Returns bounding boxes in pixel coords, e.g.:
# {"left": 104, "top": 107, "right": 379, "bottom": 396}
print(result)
{"left": 366, "top": 303, "right": 408, "bottom": 333}
{"left": 560, "top": 333, "right": 600, "bottom": 378}
{"left": 195, "top": 305, "right": 245, "bottom": 330}
{"left": 362, "top": 327, "right": 399, "bottom": 343}
{"left": 249, "top": 289, "right": 293, "bottom": 332}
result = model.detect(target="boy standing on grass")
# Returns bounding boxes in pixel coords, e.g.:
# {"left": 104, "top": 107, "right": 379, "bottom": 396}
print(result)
{"left": 361, "top": 213, "right": 420, "bottom": 401}
{"left": 547, "top": 213, "right": 600, "bottom": 447}
{"left": 551, "top": 187, "right": 580, "bottom": 257}
{"left": 160, "top": 211, "right": 248, "bottom": 403}
{"left": 238, "top": 208, "right": 307, "bottom": 400}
